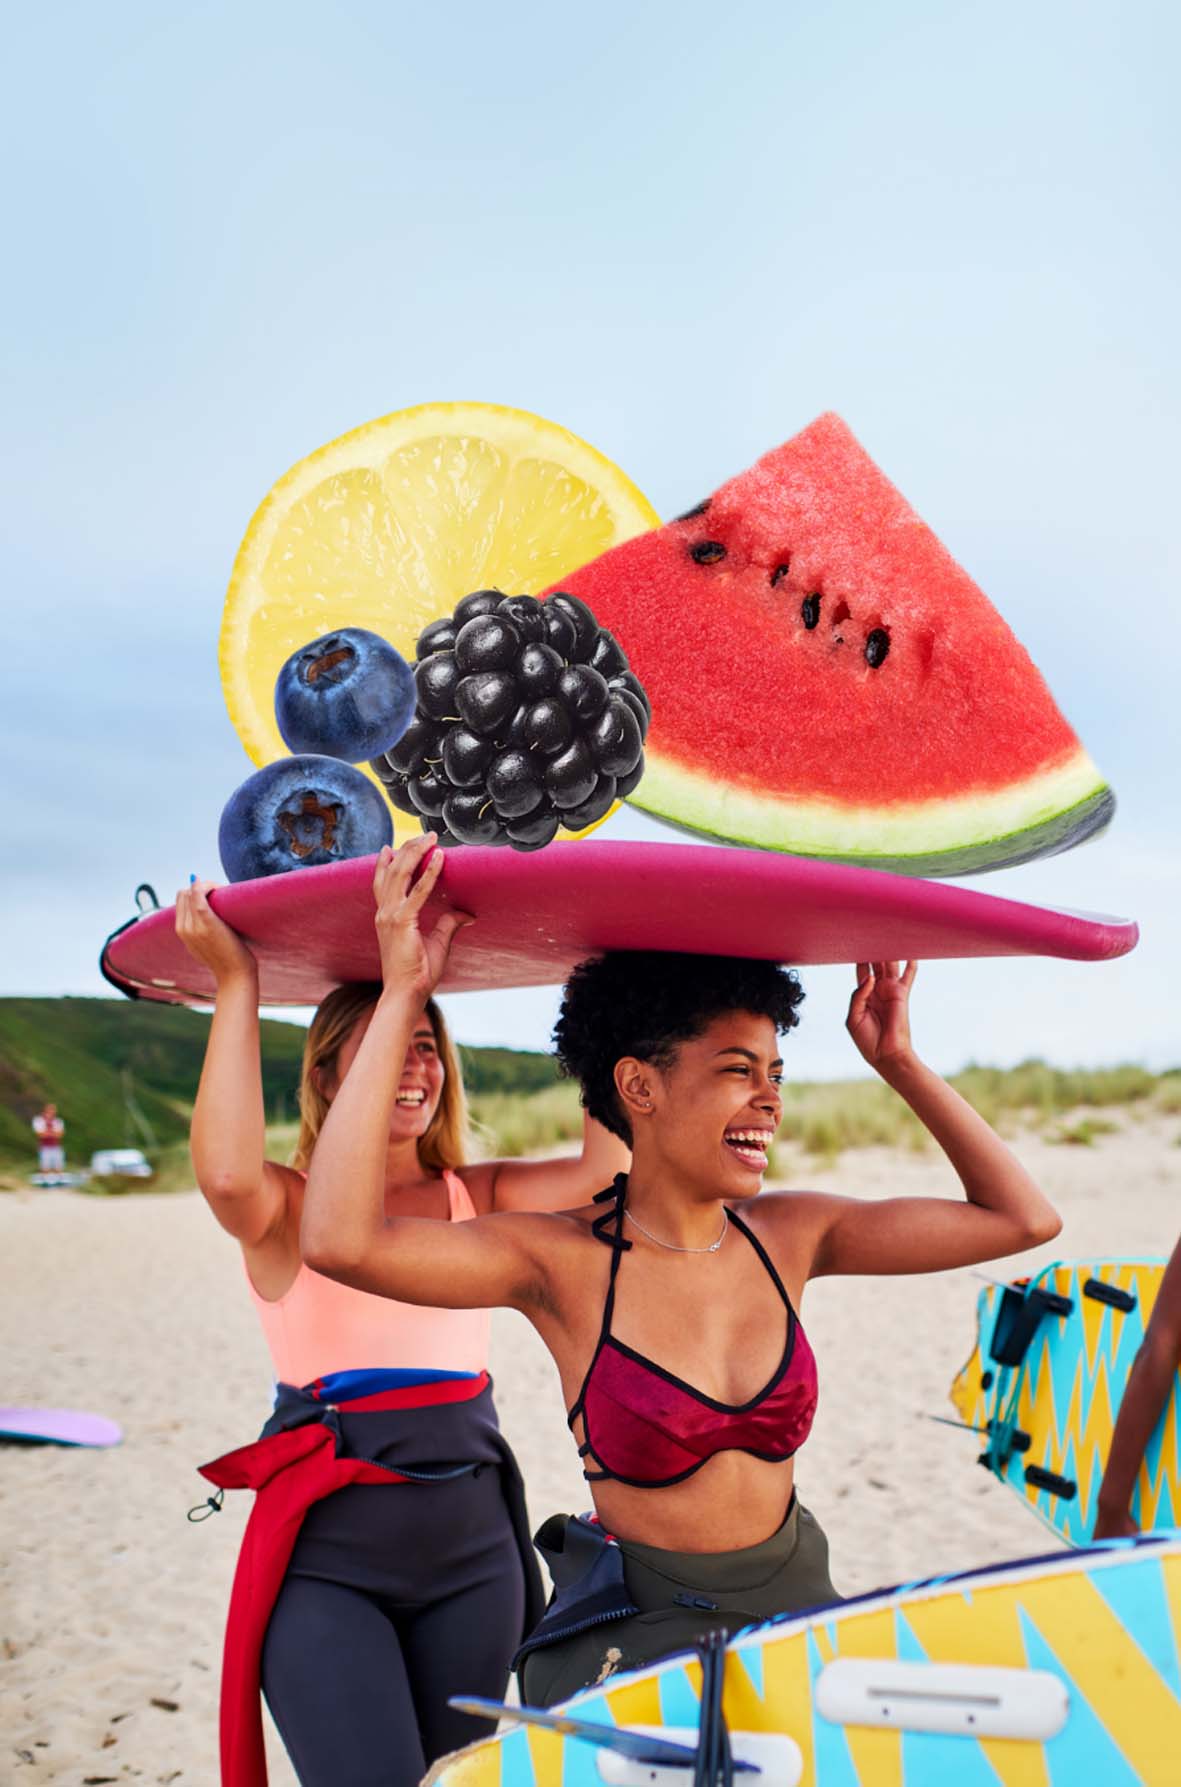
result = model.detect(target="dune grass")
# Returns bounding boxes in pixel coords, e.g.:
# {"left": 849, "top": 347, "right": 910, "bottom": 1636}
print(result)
{"left": 466, "top": 1062, "right": 1181, "bottom": 1170}
{"left": 3, "top": 1044, "right": 1177, "bottom": 1190}
{"left": 467, "top": 1083, "right": 585, "bottom": 1159}
{"left": 767, "top": 1062, "right": 1179, "bottom": 1167}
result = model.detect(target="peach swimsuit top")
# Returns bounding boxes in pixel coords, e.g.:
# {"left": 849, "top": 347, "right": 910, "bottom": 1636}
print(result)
{"left": 246, "top": 1168, "right": 491, "bottom": 1386}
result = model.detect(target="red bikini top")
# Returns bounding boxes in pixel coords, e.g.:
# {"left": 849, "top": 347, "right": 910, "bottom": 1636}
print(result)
{"left": 567, "top": 1177, "right": 818, "bottom": 1489}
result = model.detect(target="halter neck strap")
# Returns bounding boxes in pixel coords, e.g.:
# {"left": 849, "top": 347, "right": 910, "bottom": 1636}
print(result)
{"left": 590, "top": 1174, "right": 633, "bottom": 1253}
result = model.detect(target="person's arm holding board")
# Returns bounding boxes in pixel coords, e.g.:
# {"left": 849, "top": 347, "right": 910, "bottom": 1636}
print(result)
{"left": 177, "top": 880, "right": 303, "bottom": 1247}
{"left": 782, "top": 960, "right": 1063, "bottom": 1280}
{"left": 301, "top": 836, "right": 557, "bottom": 1312}
{"left": 1093, "top": 1236, "right": 1181, "bottom": 1539}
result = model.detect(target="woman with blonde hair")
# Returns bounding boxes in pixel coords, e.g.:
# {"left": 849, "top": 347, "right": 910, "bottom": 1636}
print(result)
{"left": 175, "top": 878, "right": 627, "bottom": 1787}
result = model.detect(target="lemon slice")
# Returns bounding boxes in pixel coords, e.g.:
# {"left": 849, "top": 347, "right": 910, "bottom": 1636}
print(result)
{"left": 220, "top": 401, "right": 660, "bottom": 842}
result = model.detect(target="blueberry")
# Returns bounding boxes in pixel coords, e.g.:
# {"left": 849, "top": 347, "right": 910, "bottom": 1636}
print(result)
{"left": 415, "top": 652, "right": 462, "bottom": 721}
{"left": 218, "top": 757, "right": 392, "bottom": 882}
{"left": 274, "top": 629, "right": 416, "bottom": 764}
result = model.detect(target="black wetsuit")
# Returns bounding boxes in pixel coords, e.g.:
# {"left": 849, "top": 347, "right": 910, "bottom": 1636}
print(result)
{"left": 201, "top": 1381, "right": 542, "bottom": 1787}
{"left": 262, "top": 1448, "right": 525, "bottom": 1783}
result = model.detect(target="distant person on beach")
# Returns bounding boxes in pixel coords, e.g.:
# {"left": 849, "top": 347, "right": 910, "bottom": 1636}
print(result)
{"left": 174, "top": 877, "right": 629, "bottom": 1787}
{"left": 1093, "top": 1235, "right": 1181, "bottom": 1539}
{"left": 301, "top": 834, "right": 1064, "bottom": 1708}
{"left": 32, "top": 1104, "right": 65, "bottom": 1172}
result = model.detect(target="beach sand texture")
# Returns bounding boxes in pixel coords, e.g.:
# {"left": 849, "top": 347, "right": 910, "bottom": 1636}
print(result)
{"left": 3, "top": 1121, "right": 1178, "bottom": 1784}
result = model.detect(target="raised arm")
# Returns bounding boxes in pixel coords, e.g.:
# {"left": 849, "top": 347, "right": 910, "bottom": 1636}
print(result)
{"left": 177, "top": 880, "right": 299, "bottom": 1245}
{"left": 1093, "top": 1237, "right": 1181, "bottom": 1538}
{"left": 804, "top": 963, "right": 1061, "bottom": 1278}
{"left": 300, "top": 837, "right": 556, "bottom": 1311}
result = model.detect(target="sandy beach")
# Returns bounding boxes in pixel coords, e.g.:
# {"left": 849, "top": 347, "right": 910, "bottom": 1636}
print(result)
{"left": 3, "top": 1118, "right": 1179, "bottom": 1785}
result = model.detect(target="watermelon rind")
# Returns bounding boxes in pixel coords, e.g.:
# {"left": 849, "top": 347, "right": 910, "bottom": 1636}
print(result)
{"left": 631, "top": 744, "right": 1114, "bottom": 876}
{"left": 549, "top": 410, "right": 1116, "bottom": 877}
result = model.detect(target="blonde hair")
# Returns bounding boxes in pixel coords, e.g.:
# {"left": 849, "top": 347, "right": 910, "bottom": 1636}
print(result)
{"left": 292, "top": 985, "right": 475, "bottom": 1174}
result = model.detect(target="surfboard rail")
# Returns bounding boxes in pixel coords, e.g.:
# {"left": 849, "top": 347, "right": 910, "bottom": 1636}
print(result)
{"left": 429, "top": 1534, "right": 1181, "bottom": 1786}
{"left": 99, "top": 842, "right": 1140, "bottom": 1009}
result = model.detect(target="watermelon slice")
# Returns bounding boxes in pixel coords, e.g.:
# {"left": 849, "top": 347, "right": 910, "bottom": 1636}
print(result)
{"left": 547, "top": 415, "right": 1113, "bottom": 875}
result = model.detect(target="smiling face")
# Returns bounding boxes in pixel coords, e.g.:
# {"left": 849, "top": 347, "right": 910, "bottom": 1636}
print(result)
{"left": 619, "top": 1010, "right": 783, "bottom": 1198}
{"left": 327, "top": 1009, "right": 446, "bottom": 1141}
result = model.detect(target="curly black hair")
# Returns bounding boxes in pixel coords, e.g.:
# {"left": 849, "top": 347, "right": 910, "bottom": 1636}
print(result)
{"left": 551, "top": 952, "right": 805, "bottom": 1145}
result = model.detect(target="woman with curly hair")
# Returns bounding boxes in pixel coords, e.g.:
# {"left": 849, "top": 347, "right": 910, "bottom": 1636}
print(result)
{"left": 302, "top": 835, "right": 1062, "bottom": 1706}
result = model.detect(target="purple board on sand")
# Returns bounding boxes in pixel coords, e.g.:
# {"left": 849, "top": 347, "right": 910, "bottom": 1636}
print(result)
{"left": 100, "top": 841, "right": 1138, "bottom": 1010}
{"left": 0, "top": 1407, "right": 123, "bottom": 1447}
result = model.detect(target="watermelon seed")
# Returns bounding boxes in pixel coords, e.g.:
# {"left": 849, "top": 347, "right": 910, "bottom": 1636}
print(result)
{"left": 865, "top": 628, "right": 891, "bottom": 668}
{"left": 801, "top": 594, "right": 821, "bottom": 629}
{"left": 770, "top": 563, "right": 791, "bottom": 587}
{"left": 690, "top": 540, "right": 727, "bottom": 565}
{"left": 676, "top": 500, "right": 711, "bottom": 521}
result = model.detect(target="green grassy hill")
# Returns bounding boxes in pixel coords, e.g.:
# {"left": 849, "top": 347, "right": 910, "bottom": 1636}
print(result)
{"left": 0, "top": 997, "right": 561, "bottom": 1179}
{"left": 3, "top": 997, "right": 1176, "bottom": 1190}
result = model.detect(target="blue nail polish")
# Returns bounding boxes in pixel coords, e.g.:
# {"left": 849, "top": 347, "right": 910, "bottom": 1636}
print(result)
{"left": 189, "top": 874, "right": 197, "bottom": 884}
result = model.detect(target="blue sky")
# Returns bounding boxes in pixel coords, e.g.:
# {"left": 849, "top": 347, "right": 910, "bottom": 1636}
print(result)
{"left": 2, "top": 0, "right": 1177, "bottom": 1079}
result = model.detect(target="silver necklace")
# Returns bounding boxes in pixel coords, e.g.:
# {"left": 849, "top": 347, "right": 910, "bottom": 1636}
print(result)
{"left": 624, "top": 1205, "right": 729, "bottom": 1254}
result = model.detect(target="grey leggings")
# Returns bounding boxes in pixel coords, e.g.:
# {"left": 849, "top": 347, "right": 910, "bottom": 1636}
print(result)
{"left": 521, "top": 1499, "right": 839, "bottom": 1708}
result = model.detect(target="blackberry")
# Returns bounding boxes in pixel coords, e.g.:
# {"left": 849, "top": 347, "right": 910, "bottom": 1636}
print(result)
{"left": 368, "top": 589, "right": 651, "bottom": 850}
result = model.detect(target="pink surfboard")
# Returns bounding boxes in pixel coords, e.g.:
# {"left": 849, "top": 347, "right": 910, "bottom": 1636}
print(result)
{"left": 100, "top": 842, "right": 1138, "bottom": 1009}
{"left": 0, "top": 1407, "right": 123, "bottom": 1447}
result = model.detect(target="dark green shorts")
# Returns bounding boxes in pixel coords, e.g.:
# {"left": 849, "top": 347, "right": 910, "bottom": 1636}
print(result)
{"left": 520, "top": 1499, "right": 839, "bottom": 1708}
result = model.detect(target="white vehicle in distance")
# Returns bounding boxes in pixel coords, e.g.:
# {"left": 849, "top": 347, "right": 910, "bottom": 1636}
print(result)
{"left": 89, "top": 1148, "right": 154, "bottom": 1179}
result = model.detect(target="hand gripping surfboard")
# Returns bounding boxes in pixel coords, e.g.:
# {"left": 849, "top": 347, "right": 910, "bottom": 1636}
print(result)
{"left": 100, "top": 842, "right": 1138, "bottom": 1009}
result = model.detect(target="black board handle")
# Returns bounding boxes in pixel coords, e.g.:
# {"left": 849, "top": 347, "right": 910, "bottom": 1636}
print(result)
{"left": 1083, "top": 1278, "right": 1137, "bottom": 1314}
{"left": 1024, "top": 1464, "right": 1077, "bottom": 1499}
{"left": 988, "top": 1285, "right": 1075, "bottom": 1368}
